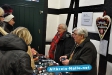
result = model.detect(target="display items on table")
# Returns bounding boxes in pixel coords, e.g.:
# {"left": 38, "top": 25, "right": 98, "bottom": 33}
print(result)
{"left": 33, "top": 55, "right": 63, "bottom": 75}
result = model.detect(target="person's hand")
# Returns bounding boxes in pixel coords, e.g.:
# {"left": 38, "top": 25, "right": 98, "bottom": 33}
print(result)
{"left": 34, "top": 57, "right": 38, "bottom": 61}
{"left": 59, "top": 56, "right": 67, "bottom": 61}
{"left": 38, "top": 54, "right": 44, "bottom": 56}
{"left": 62, "top": 59, "right": 69, "bottom": 65}
{"left": 45, "top": 55, "right": 49, "bottom": 59}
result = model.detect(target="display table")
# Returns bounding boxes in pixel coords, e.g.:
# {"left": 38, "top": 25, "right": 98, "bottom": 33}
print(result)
{"left": 33, "top": 56, "right": 70, "bottom": 75}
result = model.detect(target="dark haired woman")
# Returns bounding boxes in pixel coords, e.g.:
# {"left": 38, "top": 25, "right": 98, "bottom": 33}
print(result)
{"left": 3, "top": 13, "right": 15, "bottom": 33}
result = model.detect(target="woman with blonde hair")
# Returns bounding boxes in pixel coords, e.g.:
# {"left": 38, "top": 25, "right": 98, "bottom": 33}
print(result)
{"left": 0, "top": 7, "right": 4, "bottom": 20}
{"left": 0, "top": 25, "right": 35, "bottom": 69}
{"left": 0, "top": 7, "right": 5, "bottom": 36}
{"left": 0, "top": 27, "right": 33, "bottom": 75}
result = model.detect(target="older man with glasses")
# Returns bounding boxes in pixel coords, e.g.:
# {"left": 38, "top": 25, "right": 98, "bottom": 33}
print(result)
{"left": 60, "top": 27, "right": 97, "bottom": 75}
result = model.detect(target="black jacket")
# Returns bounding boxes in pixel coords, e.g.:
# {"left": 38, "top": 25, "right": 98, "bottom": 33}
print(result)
{"left": 4, "top": 22, "right": 14, "bottom": 33}
{"left": 54, "top": 31, "right": 75, "bottom": 65}
{"left": 0, "top": 22, "right": 14, "bottom": 37}
{"left": 67, "top": 37, "right": 97, "bottom": 75}
{"left": 0, "top": 34, "right": 33, "bottom": 75}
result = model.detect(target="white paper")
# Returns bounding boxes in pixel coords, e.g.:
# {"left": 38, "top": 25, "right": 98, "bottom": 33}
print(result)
{"left": 98, "top": 40, "right": 108, "bottom": 56}
{"left": 108, "top": 27, "right": 112, "bottom": 55}
{"left": 106, "top": 62, "right": 112, "bottom": 75}
{"left": 81, "top": 12, "right": 93, "bottom": 26}
{"left": 77, "top": 12, "right": 103, "bottom": 33}
{"left": 90, "top": 39, "right": 100, "bottom": 53}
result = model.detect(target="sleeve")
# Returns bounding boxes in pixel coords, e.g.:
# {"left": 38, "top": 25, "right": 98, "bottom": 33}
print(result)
{"left": 18, "top": 53, "right": 33, "bottom": 75}
{"left": 0, "top": 27, "right": 8, "bottom": 35}
{"left": 69, "top": 47, "right": 97, "bottom": 65}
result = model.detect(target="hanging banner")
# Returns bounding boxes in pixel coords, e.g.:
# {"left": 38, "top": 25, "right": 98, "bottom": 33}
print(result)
{"left": 96, "top": 15, "right": 111, "bottom": 40}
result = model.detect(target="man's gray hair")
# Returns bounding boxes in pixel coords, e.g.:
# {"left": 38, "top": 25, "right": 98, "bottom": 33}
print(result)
{"left": 73, "top": 27, "right": 88, "bottom": 38}
{"left": 59, "top": 23, "right": 67, "bottom": 31}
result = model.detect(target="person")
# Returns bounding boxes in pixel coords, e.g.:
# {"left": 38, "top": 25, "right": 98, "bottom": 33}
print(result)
{"left": 0, "top": 7, "right": 5, "bottom": 36}
{"left": 48, "top": 23, "right": 74, "bottom": 65}
{"left": 0, "top": 25, "right": 36, "bottom": 70}
{"left": 0, "top": 9, "right": 15, "bottom": 36}
{"left": 1, "top": 4, "right": 13, "bottom": 14}
{"left": 0, "top": 27, "right": 33, "bottom": 75}
{"left": 0, "top": 7, "right": 4, "bottom": 23}
{"left": 60, "top": 27, "right": 97, "bottom": 75}
{"left": 3, "top": 13, "right": 15, "bottom": 33}
{"left": 0, "top": 4, "right": 14, "bottom": 33}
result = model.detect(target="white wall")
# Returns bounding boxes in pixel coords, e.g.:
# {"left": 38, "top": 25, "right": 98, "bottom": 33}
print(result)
{"left": 46, "top": 0, "right": 75, "bottom": 41}
{"left": 77, "top": 12, "right": 103, "bottom": 33}
{"left": 60, "top": 0, "right": 71, "bottom": 8}
{"left": 46, "top": 1, "right": 109, "bottom": 74}
{"left": 48, "top": 0, "right": 60, "bottom": 8}
{"left": 46, "top": 14, "right": 59, "bottom": 42}
{"left": 58, "top": 14, "right": 74, "bottom": 33}
{"left": 79, "top": 0, "right": 104, "bottom": 7}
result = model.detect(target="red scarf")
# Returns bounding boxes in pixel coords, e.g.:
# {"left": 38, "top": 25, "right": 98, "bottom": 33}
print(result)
{"left": 49, "top": 33, "right": 63, "bottom": 59}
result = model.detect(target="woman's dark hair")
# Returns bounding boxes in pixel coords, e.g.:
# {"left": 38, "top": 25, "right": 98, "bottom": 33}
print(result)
{"left": 1, "top": 4, "right": 13, "bottom": 14}
{"left": 4, "top": 13, "right": 10, "bottom": 17}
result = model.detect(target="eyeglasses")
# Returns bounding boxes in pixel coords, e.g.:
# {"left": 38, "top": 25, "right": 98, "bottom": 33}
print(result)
{"left": 73, "top": 33, "right": 78, "bottom": 36}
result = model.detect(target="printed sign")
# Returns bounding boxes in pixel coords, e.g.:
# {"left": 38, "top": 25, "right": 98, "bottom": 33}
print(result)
{"left": 96, "top": 15, "right": 111, "bottom": 39}
{"left": 81, "top": 12, "right": 93, "bottom": 26}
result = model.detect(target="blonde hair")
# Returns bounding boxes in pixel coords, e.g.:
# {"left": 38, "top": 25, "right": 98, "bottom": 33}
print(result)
{"left": 0, "top": 7, "right": 4, "bottom": 16}
{"left": 12, "top": 27, "right": 32, "bottom": 45}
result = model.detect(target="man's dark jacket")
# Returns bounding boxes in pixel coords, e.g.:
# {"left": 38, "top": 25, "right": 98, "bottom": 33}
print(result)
{"left": 66, "top": 37, "right": 97, "bottom": 75}
{"left": 54, "top": 31, "right": 75, "bottom": 65}
{"left": 0, "top": 34, "right": 33, "bottom": 75}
